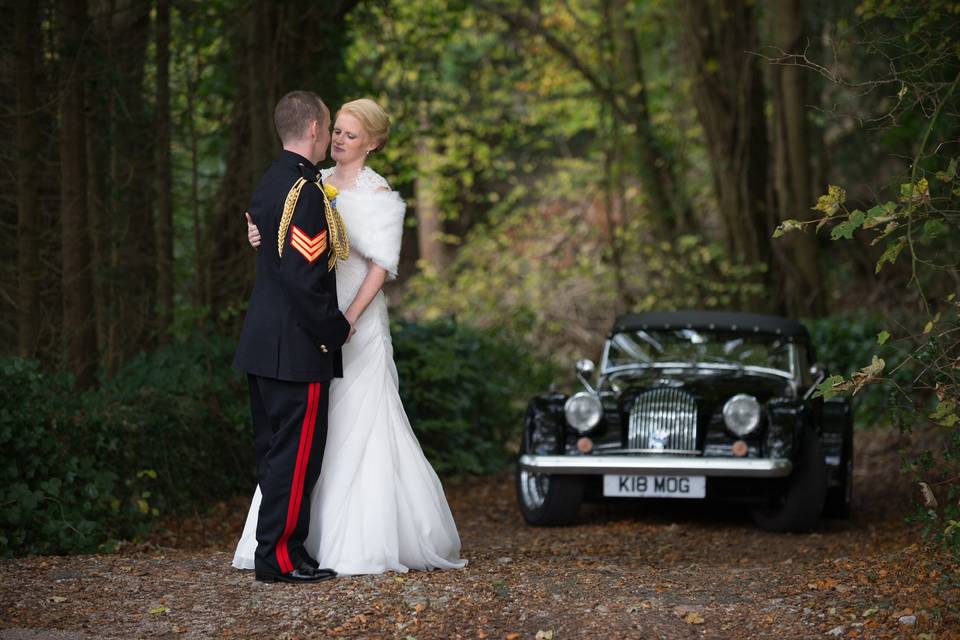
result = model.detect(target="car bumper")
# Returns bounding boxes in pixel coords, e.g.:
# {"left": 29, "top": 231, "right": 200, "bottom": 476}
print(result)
{"left": 517, "top": 454, "right": 793, "bottom": 478}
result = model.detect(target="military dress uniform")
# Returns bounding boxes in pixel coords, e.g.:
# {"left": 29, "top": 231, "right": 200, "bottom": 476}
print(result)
{"left": 234, "top": 149, "right": 351, "bottom": 582}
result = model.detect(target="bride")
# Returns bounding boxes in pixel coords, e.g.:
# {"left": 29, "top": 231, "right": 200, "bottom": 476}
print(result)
{"left": 234, "top": 98, "right": 467, "bottom": 575}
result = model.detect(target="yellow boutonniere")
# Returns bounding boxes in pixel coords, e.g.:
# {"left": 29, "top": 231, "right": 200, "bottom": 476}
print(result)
{"left": 323, "top": 183, "right": 338, "bottom": 200}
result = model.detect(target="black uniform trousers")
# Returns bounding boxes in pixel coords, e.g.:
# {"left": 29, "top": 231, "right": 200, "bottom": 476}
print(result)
{"left": 248, "top": 374, "right": 329, "bottom": 576}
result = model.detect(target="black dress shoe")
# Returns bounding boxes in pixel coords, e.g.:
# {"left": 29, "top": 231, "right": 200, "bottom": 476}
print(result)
{"left": 293, "top": 560, "right": 337, "bottom": 580}
{"left": 255, "top": 567, "right": 336, "bottom": 584}
{"left": 298, "top": 555, "right": 320, "bottom": 570}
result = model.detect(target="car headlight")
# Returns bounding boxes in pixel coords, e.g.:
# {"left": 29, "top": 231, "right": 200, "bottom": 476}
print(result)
{"left": 722, "top": 394, "right": 761, "bottom": 436}
{"left": 564, "top": 392, "right": 602, "bottom": 433}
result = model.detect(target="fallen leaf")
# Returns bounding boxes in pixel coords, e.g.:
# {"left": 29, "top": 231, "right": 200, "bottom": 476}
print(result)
{"left": 506, "top": 633, "right": 521, "bottom": 640}
{"left": 683, "top": 612, "right": 705, "bottom": 625}
{"left": 149, "top": 606, "right": 169, "bottom": 615}
{"left": 49, "top": 596, "right": 67, "bottom": 603}
{"left": 535, "top": 632, "right": 555, "bottom": 640}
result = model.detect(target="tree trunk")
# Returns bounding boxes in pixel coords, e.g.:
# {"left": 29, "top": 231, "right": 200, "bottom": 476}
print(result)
{"left": 769, "top": 0, "right": 824, "bottom": 317}
{"left": 246, "top": 3, "right": 276, "bottom": 177}
{"left": 415, "top": 103, "right": 446, "bottom": 274}
{"left": 484, "top": 0, "right": 689, "bottom": 235}
{"left": 15, "top": 0, "right": 40, "bottom": 358}
{"left": 155, "top": 0, "right": 174, "bottom": 340}
{"left": 108, "top": 0, "right": 154, "bottom": 365}
{"left": 681, "top": 0, "right": 772, "bottom": 308}
{"left": 59, "top": 0, "right": 98, "bottom": 387}
{"left": 606, "top": 0, "right": 691, "bottom": 234}
{"left": 181, "top": 14, "right": 207, "bottom": 312}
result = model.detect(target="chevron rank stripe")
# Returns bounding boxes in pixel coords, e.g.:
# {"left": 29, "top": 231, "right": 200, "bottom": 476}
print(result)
{"left": 290, "top": 226, "right": 328, "bottom": 264}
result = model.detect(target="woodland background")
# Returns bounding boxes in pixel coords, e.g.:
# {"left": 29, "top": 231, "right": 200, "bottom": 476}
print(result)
{"left": 0, "top": 0, "right": 958, "bottom": 557}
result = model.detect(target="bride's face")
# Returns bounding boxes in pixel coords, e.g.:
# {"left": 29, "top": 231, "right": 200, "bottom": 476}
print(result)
{"left": 331, "top": 112, "right": 375, "bottom": 164}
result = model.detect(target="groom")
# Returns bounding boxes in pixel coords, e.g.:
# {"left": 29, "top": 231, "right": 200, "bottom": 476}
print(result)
{"left": 234, "top": 90, "right": 352, "bottom": 583}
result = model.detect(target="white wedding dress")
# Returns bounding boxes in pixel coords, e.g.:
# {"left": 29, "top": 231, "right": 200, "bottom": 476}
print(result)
{"left": 233, "top": 166, "right": 467, "bottom": 575}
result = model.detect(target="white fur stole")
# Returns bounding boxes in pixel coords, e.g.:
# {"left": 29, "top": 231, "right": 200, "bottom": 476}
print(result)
{"left": 335, "top": 189, "right": 406, "bottom": 280}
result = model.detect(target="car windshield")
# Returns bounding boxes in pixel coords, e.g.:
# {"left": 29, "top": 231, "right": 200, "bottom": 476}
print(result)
{"left": 605, "top": 329, "right": 795, "bottom": 375}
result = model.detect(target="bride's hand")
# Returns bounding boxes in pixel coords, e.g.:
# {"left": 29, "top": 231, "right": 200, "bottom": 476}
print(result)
{"left": 245, "top": 212, "right": 262, "bottom": 249}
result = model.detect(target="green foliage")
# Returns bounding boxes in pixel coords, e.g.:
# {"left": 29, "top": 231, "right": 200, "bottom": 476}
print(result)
{"left": 806, "top": 312, "right": 910, "bottom": 425}
{"left": 0, "top": 359, "right": 147, "bottom": 556}
{"left": 400, "top": 164, "right": 767, "bottom": 365}
{"left": 86, "top": 329, "right": 253, "bottom": 514}
{"left": 2, "top": 321, "right": 547, "bottom": 555}
{"left": 0, "top": 331, "right": 251, "bottom": 557}
{"left": 392, "top": 319, "right": 558, "bottom": 475}
{"left": 776, "top": 0, "right": 960, "bottom": 553}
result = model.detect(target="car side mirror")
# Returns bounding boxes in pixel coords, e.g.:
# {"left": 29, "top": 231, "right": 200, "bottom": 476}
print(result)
{"left": 575, "top": 359, "right": 596, "bottom": 393}
{"left": 575, "top": 359, "right": 595, "bottom": 377}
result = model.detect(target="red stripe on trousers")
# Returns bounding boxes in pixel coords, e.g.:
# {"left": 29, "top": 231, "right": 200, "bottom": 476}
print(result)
{"left": 275, "top": 382, "right": 321, "bottom": 573}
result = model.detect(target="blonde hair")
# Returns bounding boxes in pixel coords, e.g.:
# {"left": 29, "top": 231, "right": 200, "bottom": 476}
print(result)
{"left": 337, "top": 98, "right": 390, "bottom": 151}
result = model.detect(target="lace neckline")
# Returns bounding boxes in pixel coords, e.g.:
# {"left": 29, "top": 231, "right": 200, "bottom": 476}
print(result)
{"left": 322, "top": 165, "right": 388, "bottom": 193}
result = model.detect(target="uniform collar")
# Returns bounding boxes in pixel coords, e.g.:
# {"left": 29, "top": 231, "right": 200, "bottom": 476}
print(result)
{"left": 279, "top": 149, "right": 318, "bottom": 176}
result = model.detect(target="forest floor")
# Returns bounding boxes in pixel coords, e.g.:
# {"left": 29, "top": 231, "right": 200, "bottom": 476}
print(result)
{"left": 1, "top": 429, "right": 958, "bottom": 640}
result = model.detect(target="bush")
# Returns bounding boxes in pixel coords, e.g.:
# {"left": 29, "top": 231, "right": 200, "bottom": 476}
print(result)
{"left": 805, "top": 311, "right": 912, "bottom": 428}
{"left": 0, "top": 330, "right": 251, "bottom": 557}
{"left": 2, "top": 320, "right": 550, "bottom": 555}
{"left": 392, "top": 319, "right": 559, "bottom": 475}
{"left": 88, "top": 331, "right": 253, "bottom": 514}
{"left": 0, "top": 359, "right": 143, "bottom": 556}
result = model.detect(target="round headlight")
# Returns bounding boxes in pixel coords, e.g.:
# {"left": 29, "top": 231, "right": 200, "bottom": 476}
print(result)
{"left": 722, "top": 394, "right": 761, "bottom": 436}
{"left": 564, "top": 392, "right": 602, "bottom": 433}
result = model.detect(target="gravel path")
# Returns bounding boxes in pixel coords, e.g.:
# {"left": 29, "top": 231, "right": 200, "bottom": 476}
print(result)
{"left": 1, "top": 430, "right": 957, "bottom": 639}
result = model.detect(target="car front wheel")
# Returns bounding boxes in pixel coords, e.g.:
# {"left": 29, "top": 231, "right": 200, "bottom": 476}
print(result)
{"left": 751, "top": 426, "right": 827, "bottom": 532}
{"left": 516, "top": 465, "right": 583, "bottom": 526}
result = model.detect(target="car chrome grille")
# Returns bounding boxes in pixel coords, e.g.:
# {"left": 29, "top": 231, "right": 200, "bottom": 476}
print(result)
{"left": 628, "top": 388, "right": 698, "bottom": 452}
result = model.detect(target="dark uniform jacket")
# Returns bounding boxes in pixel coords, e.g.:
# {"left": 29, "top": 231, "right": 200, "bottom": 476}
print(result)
{"left": 234, "top": 150, "right": 351, "bottom": 382}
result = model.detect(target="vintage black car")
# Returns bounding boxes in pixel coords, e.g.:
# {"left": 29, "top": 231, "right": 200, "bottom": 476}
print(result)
{"left": 516, "top": 311, "right": 853, "bottom": 532}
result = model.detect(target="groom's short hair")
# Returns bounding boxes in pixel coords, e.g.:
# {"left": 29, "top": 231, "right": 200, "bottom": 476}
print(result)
{"left": 274, "top": 91, "right": 327, "bottom": 144}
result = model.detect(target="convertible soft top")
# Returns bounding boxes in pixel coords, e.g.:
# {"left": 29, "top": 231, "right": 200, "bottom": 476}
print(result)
{"left": 612, "top": 310, "right": 810, "bottom": 340}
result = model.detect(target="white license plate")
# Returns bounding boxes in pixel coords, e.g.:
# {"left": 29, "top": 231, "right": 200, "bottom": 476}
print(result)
{"left": 603, "top": 474, "right": 706, "bottom": 498}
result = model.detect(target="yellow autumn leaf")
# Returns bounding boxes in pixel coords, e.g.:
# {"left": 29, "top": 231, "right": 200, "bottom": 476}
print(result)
{"left": 684, "top": 611, "right": 705, "bottom": 624}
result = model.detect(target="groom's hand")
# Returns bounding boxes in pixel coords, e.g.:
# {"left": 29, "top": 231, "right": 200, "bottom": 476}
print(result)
{"left": 245, "top": 212, "right": 262, "bottom": 249}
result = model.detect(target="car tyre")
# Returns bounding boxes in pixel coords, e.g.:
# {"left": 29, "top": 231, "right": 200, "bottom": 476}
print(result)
{"left": 752, "top": 426, "right": 827, "bottom": 532}
{"left": 515, "top": 465, "right": 583, "bottom": 526}
{"left": 824, "top": 421, "right": 853, "bottom": 518}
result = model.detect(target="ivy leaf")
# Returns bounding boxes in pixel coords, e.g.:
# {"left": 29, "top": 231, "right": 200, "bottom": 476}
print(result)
{"left": 812, "top": 185, "right": 846, "bottom": 216}
{"left": 773, "top": 219, "right": 803, "bottom": 238}
{"left": 934, "top": 158, "right": 957, "bottom": 182}
{"left": 898, "top": 178, "right": 930, "bottom": 203}
{"left": 812, "top": 374, "right": 848, "bottom": 400}
{"left": 877, "top": 330, "right": 890, "bottom": 345}
{"left": 863, "top": 202, "right": 896, "bottom": 229}
{"left": 848, "top": 355, "right": 885, "bottom": 395}
{"left": 831, "top": 210, "right": 866, "bottom": 240}
{"left": 920, "top": 219, "right": 947, "bottom": 242}
{"left": 875, "top": 237, "right": 907, "bottom": 273}
{"left": 930, "top": 400, "right": 958, "bottom": 427}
